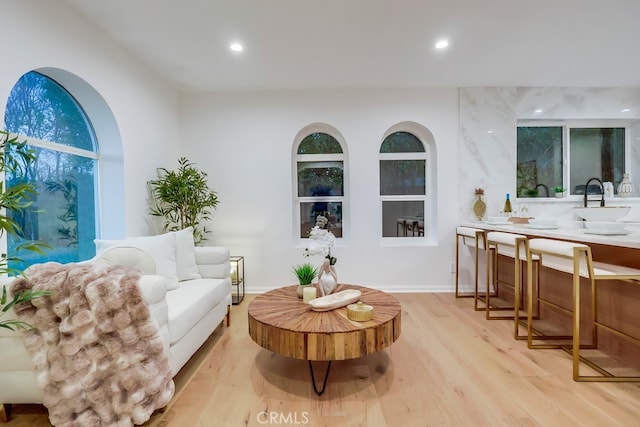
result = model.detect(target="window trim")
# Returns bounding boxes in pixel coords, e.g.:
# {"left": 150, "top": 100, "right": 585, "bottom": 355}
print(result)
{"left": 19, "top": 135, "right": 99, "bottom": 160}
{"left": 378, "top": 122, "right": 435, "bottom": 245}
{"left": 292, "top": 123, "right": 348, "bottom": 244}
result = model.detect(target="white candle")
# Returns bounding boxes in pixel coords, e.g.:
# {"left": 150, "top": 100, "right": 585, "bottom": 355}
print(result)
{"left": 303, "top": 286, "right": 317, "bottom": 303}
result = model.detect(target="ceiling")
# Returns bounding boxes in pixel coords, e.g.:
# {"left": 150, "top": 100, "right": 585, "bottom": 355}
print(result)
{"left": 61, "top": 0, "right": 640, "bottom": 93}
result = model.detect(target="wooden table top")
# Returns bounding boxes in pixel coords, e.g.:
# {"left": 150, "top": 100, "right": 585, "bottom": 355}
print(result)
{"left": 248, "top": 284, "right": 401, "bottom": 361}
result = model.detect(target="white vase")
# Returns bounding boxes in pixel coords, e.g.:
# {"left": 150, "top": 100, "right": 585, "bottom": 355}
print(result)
{"left": 617, "top": 173, "right": 634, "bottom": 197}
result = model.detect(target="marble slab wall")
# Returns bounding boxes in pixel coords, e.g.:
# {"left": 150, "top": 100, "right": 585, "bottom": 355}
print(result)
{"left": 460, "top": 87, "right": 640, "bottom": 223}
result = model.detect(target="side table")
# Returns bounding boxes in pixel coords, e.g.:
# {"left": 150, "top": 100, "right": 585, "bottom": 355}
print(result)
{"left": 230, "top": 256, "right": 245, "bottom": 304}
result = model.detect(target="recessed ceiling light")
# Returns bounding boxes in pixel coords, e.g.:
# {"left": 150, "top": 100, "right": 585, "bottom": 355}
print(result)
{"left": 621, "top": 108, "right": 631, "bottom": 112}
{"left": 487, "top": 130, "right": 494, "bottom": 134}
{"left": 534, "top": 109, "right": 544, "bottom": 113}
{"left": 435, "top": 39, "right": 449, "bottom": 49}
{"left": 230, "top": 42, "right": 243, "bottom": 52}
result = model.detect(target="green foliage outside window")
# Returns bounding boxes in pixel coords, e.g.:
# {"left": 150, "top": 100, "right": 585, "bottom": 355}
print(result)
{"left": 297, "top": 133, "right": 343, "bottom": 154}
{"left": 4, "top": 71, "right": 97, "bottom": 270}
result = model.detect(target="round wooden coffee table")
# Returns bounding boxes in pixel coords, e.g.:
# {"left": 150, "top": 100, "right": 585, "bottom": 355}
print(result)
{"left": 248, "top": 284, "right": 401, "bottom": 395}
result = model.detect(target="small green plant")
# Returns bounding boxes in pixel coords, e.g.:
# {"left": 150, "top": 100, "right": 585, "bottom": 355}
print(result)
{"left": 292, "top": 263, "right": 318, "bottom": 286}
{"left": 552, "top": 186, "right": 566, "bottom": 193}
{"left": 0, "top": 286, "right": 51, "bottom": 331}
{"left": 525, "top": 188, "right": 539, "bottom": 197}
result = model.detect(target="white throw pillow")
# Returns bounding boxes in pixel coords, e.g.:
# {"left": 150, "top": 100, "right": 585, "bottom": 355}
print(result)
{"left": 94, "top": 246, "right": 157, "bottom": 275}
{"left": 95, "top": 233, "right": 179, "bottom": 290}
{"left": 173, "top": 227, "right": 201, "bottom": 281}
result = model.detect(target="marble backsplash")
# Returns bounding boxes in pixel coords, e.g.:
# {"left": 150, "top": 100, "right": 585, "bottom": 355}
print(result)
{"left": 459, "top": 87, "right": 640, "bottom": 224}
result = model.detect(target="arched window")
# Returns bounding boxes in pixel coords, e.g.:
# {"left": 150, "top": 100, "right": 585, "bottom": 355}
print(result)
{"left": 379, "top": 129, "right": 429, "bottom": 239}
{"left": 294, "top": 125, "right": 346, "bottom": 239}
{"left": 4, "top": 71, "right": 99, "bottom": 270}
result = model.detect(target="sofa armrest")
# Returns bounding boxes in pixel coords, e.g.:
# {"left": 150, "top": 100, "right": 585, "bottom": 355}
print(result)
{"left": 137, "top": 274, "right": 169, "bottom": 337}
{"left": 137, "top": 274, "right": 167, "bottom": 305}
{"left": 195, "top": 246, "right": 231, "bottom": 279}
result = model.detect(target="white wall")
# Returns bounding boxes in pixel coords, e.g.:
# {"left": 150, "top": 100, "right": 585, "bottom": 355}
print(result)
{"left": 1, "top": 1, "right": 181, "bottom": 238}
{"left": 180, "top": 89, "right": 460, "bottom": 293}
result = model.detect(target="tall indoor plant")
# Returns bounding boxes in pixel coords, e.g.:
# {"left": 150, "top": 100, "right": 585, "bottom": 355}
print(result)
{"left": 0, "top": 131, "right": 50, "bottom": 331}
{"left": 148, "top": 157, "right": 219, "bottom": 244}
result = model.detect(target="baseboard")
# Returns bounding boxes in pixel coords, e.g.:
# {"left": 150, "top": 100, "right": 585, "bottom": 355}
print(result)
{"left": 246, "top": 284, "right": 453, "bottom": 294}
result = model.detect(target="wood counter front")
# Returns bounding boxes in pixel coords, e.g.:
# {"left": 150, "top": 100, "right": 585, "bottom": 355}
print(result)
{"left": 248, "top": 284, "right": 401, "bottom": 361}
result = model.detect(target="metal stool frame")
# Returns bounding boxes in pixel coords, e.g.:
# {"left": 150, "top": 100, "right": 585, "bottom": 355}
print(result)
{"left": 527, "top": 239, "right": 640, "bottom": 382}
{"left": 455, "top": 227, "right": 492, "bottom": 311}
{"left": 485, "top": 231, "right": 538, "bottom": 340}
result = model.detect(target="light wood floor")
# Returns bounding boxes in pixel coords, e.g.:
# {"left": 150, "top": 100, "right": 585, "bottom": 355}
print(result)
{"left": 6, "top": 293, "right": 640, "bottom": 426}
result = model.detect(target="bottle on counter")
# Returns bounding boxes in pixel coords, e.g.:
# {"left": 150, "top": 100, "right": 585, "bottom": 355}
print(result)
{"left": 504, "top": 193, "right": 512, "bottom": 216}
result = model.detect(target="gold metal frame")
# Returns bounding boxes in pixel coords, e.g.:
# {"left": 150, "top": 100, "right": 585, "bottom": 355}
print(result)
{"left": 527, "top": 241, "right": 640, "bottom": 382}
{"left": 527, "top": 245, "right": 592, "bottom": 350}
{"left": 455, "top": 228, "right": 492, "bottom": 311}
{"left": 574, "top": 246, "right": 640, "bottom": 382}
{"left": 485, "top": 234, "right": 538, "bottom": 340}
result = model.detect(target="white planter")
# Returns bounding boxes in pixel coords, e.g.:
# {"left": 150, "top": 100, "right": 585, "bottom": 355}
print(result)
{"left": 618, "top": 173, "right": 634, "bottom": 197}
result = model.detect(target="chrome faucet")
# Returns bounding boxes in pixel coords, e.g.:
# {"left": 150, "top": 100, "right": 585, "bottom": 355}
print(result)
{"left": 535, "top": 183, "right": 550, "bottom": 197}
{"left": 583, "top": 177, "right": 605, "bottom": 207}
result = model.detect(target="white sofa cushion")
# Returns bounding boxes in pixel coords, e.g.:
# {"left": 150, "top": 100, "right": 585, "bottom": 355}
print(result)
{"left": 173, "top": 227, "right": 201, "bottom": 281}
{"left": 195, "top": 246, "right": 231, "bottom": 278}
{"left": 166, "top": 277, "right": 231, "bottom": 345}
{"left": 95, "top": 233, "right": 179, "bottom": 290}
{"left": 93, "top": 246, "right": 157, "bottom": 274}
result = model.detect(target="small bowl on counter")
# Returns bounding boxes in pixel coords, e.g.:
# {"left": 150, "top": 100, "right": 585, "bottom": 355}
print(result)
{"left": 487, "top": 216, "right": 510, "bottom": 225}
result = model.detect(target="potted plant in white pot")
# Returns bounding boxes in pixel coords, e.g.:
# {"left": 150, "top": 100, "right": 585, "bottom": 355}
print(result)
{"left": 552, "top": 186, "right": 566, "bottom": 198}
{"left": 292, "top": 263, "right": 317, "bottom": 298}
{"left": 148, "top": 157, "right": 219, "bottom": 244}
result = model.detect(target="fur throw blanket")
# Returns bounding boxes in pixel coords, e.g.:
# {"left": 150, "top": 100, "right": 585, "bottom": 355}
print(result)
{"left": 11, "top": 262, "right": 175, "bottom": 427}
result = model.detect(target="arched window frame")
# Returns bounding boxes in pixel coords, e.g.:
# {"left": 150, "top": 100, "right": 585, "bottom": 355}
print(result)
{"left": 292, "top": 123, "right": 348, "bottom": 243}
{"left": 379, "top": 121, "right": 437, "bottom": 245}
{"left": 2, "top": 68, "right": 125, "bottom": 267}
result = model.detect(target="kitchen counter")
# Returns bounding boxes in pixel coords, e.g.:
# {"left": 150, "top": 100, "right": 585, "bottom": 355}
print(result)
{"left": 461, "top": 220, "right": 640, "bottom": 249}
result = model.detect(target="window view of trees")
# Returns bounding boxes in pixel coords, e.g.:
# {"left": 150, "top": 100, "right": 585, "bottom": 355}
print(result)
{"left": 4, "top": 71, "right": 98, "bottom": 270}
{"left": 517, "top": 124, "right": 626, "bottom": 197}
{"left": 296, "top": 132, "right": 344, "bottom": 238}
{"left": 379, "top": 131, "right": 426, "bottom": 238}
{"left": 569, "top": 127, "right": 625, "bottom": 195}
{"left": 517, "top": 126, "right": 563, "bottom": 197}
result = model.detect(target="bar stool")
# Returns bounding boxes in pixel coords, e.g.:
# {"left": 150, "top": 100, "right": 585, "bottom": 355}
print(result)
{"left": 526, "top": 238, "right": 640, "bottom": 381}
{"left": 485, "top": 231, "right": 538, "bottom": 340}
{"left": 455, "top": 226, "right": 487, "bottom": 310}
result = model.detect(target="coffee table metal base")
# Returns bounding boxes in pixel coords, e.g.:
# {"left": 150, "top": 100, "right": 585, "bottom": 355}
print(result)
{"left": 308, "top": 361, "right": 332, "bottom": 396}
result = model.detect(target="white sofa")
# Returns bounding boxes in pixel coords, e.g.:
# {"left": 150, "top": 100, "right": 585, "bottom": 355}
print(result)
{"left": 0, "top": 227, "right": 231, "bottom": 418}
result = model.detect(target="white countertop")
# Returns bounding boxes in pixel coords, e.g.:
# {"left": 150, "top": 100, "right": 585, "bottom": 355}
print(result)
{"left": 461, "top": 220, "right": 640, "bottom": 249}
